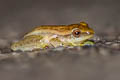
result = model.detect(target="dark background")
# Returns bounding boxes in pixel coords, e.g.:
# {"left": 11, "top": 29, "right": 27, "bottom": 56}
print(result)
{"left": 0, "top": 0, "right": 120, "bottom": 39}
{"left": 0, "top": 0, "right": 120, "bottom": 80}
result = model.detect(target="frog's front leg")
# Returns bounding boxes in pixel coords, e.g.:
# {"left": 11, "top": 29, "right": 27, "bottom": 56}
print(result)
{"left": 49, "top": 38, "right": 63, "bottom": 48}
{"left": 76, "top": 40, "right": 95, "bottom": 47}
{"left": 64, "top": 40, "right": 94, "bottom": 47}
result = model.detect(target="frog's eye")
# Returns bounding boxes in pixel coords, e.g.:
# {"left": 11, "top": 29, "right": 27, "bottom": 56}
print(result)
{"left": 72, "top": 28, "right": 81, "bottom": 38}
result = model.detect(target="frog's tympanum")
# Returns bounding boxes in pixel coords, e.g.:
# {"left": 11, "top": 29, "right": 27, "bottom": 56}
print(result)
{"left": 11, "top": 22, "right": 95, "bottom": 51}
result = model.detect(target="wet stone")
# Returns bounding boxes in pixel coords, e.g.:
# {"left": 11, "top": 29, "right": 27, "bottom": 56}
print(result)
{"left": 110, "top": 42, "right": 120, "bottom": 50}
{"left": 105, "top": 41, "right": 113, "bottom": 45}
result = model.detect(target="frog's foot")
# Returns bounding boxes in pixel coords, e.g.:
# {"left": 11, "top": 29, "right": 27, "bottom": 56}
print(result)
{"left": 80, "top": 40, "right": 95, "bottom": 47}
{"left": 68, "top": 40, "right": 95, "bottom": 47}
{"left": 31, "top": 44, "right": 51, "bottom": 51}
{"left": 39, "top": 43, "right": 52, "bottom": 49}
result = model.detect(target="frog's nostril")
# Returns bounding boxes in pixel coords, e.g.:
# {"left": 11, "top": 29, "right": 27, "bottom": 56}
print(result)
{"left": 86, "top": 32, "right": 90, "bottom": 35}
{"left": 86, "top": 31, "right": 94, "bottom": 35}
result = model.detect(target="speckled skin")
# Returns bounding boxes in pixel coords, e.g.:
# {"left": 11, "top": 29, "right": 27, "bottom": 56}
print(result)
{"left": 11, "top": 22, "right": 94, "bottom": 51}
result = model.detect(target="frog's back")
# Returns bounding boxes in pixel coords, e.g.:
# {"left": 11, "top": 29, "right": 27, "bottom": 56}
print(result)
{"left": 24, "top": 22, "right": 93, "bottom": 37}
{"left": 31, "top": 24, "right": 79, "bottom": 33}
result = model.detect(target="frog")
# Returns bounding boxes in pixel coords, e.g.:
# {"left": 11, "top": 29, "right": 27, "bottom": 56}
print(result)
{"left": 11, "top": 22, "right": 95, "bottom": 51}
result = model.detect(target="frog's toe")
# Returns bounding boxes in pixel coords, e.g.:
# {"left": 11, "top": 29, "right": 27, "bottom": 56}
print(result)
{"left": 82, "top": 40, "right": 95, "bottom": 47}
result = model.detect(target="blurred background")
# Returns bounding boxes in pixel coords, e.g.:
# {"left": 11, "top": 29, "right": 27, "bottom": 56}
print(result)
{"left": 0, "top": 0, "right": 120, "bottom": 80}
{"left": 0, "top": 0, "right": 120, "bottom": 40}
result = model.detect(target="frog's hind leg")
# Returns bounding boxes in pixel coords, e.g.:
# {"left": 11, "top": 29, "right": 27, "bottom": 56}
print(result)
{"left": 11, "top": 35, "right": 47, "bottom": 51}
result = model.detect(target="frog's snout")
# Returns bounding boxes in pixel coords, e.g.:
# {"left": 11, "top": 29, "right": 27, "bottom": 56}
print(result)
{"left": 86, "top": 31, "right": 94, "bottom": 35}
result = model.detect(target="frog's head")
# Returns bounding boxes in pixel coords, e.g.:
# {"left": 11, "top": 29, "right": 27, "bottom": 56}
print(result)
{"left": 69, "top": 22, "right": 94, "bottom": 43}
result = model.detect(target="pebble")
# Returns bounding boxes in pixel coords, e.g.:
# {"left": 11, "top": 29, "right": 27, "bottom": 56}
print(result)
{"left": 105, "top": 41, "right": 113, "bottom": 45}
{"left": 110, "top": 43, "right": 120, "bottom": 50}
{"left": 98, "top": 47, "right": 110, "bottom": 56}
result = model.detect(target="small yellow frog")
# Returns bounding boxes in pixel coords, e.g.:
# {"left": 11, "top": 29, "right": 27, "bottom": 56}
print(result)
{"left": 11, "top": 22, "right": 95, "bottom": 51}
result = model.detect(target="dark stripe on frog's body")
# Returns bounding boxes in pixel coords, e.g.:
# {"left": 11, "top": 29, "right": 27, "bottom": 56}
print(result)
{"left": 33, "top": 24, "right": 79, "bottom": 32}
